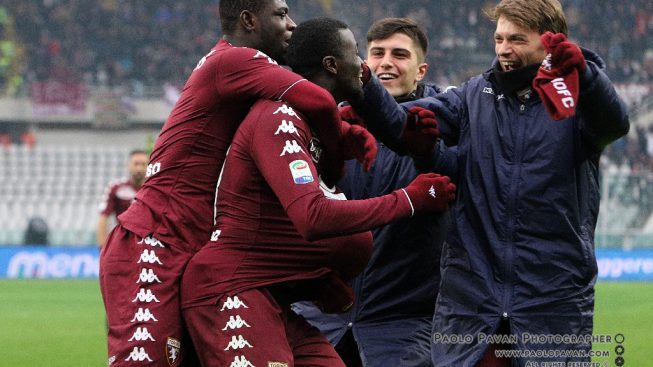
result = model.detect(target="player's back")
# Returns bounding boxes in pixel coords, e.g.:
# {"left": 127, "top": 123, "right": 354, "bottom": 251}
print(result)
{"left": 119, "top": 40, "right": 305, "bottom": 252}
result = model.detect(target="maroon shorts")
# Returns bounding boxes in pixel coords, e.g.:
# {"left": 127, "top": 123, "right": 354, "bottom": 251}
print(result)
{"left": 183, "top": 288, "right": 345, "bottom": 367}
{"left": 99, "top": 224, "right": 197, "bottom": 366}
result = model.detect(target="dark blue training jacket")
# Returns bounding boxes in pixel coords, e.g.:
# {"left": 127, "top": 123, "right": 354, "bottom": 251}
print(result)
{"left": 397, "top": 49, "right": 629, "bottom": 366}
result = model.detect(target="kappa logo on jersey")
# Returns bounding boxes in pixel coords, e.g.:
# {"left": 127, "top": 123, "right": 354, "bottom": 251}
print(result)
{"left": 230, "top": 356, "right": 255, "bottom": 367}
{"left": 211, "top": 230, "right": 221, "bottom": 242}
{"left": 429, "top": 185, "right": 437, "bottom": 198}
{"left": 129, "top": 327, "right": 156, "bottom": 342}
{"left": 132, "top": 288, "right": 161, "bottom": 303}
{"left": 309, "top": 137, "right": 322, "bottom": 163}
{"left": 220, "top": 296, "right": 248, "bottom": 311}
{"left": 138, "top": 236, "right": 165, "bottom": 248}
{"left": 289, "top": 160, "right": 313, "bottom": 184}
{"left": 280, "top": 140, "right": 303, "bottom": 156}
{"left": 131, "top": 308, "right": 158, "bottom": 322}
{"left": 138, "top": 249, "right": 163, "bottom": 265}
{"left": 253, "top": 50, "right": 278, "bottom": 65}
{"left": 224, "top": 335, "right": 253, "bottom": 351}
{"left": 272, "top": 104, "right": 301, "bottom": 120}
{"left": 166, "top": 337, "right": 182, "bottom": 367}
{"left": 222, "top": 315, "right": 251, "bottom": 331}
{"left": 274, "top": 120, "right": 300, "bottom": 136}
{"left": 137, "top": 268, "right": 162, "bottom": 284}
{"left": 125, "top": 347, "right": 153, "bottom": 362}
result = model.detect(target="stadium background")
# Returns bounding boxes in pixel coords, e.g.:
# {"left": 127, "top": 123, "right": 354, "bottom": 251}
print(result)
{"left": 0, "top": 0, "right": 652, "bottom": 366}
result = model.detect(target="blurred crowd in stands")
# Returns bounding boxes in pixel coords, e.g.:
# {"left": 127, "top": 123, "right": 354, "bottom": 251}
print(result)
{"left": 1, "top": 0, "right": 653, "bottom": 167}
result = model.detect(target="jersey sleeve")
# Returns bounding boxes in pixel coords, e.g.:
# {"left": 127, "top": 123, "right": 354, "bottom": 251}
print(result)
{"left": 249, "top": 102, "right": 413, "bottom": 241}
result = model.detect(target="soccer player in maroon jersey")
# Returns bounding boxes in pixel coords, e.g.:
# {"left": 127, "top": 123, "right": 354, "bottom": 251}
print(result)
{"left": 180, "top": 17, "right": 457, "bottom": 367}
{"left": 96, "top": 150, "right": 148, "bottom": 247}
{"left": 99, "top": 1, "right": 377, "bottom": 366}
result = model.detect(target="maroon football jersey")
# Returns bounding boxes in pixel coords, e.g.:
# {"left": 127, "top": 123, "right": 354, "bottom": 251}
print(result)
{"left": 98, "top": 178, "right": 139, "bottom": 217}
{"left": 119, "top": 40, "right": 333, "bottom": 252}
{"left": 181, "top": 100, "right": 413, "bottom": 308}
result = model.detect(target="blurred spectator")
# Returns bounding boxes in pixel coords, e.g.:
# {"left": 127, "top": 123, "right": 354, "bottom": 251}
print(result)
{"left": 24, "top": 216, "right": 49, "bottom": 245}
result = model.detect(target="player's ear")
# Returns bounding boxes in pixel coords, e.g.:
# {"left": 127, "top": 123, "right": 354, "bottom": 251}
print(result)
{"left": 322, "top": 56, "right": 338, "bottom": 75}
{"left": 239, "top": 10, "right": 257, "bottom": 32}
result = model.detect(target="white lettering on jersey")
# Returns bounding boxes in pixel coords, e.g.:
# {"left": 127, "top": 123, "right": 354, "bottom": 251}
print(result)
{"left": 146, "top": 162, "right": 162, "bottom": 177}
{"left": 274, "top": 120, "right": 299, "bottom": 136}
{"left": 138, "top": 236, "right": 165, "bottom": 248}
{"left": 222, "top": 315, "right": 251, "bottom": 331}
{"left": 125, "top": 347, "right": 153, "bottom": 362}
{"left": 108, "top": 356, "right": 116, "bottom": 366}
{"left": 429, "top": 185, "right": 437, "bottom": 198}
{"left": 220, "top": 296, "right": 248, "bottom": 311}
{"left": 137, "top": 268, "right": 162, "bottom": 284}
{"left": 131, "top": 308, "right": 158, "bottom": 322}
{"left": 129, "top": 327, "right": 156, "bottom": 342}
{"left": 224, "top": 335, "right": 253, "bottom": 351}
{"left": 280, "top": 140, "right": 303, "bottom": 156}
{"left": 272, "top": 104, "right": 301, "bottom": 120}
{"left": 253, "top": 50, "right": 278, "bottom": 65}
{"left": 482, "top": 87, "right": 495, "bottom": 95}
{"left": 230, "top": 356, "right": 255, "bottom": 367}
{"left": 132, "top": 288, "right": 161, "bottom": 303}
{"left": 137, "top": 249, "right": 163, "bottom": 265}
{"left": 195, "top": 50, "right": 216, "bottom": 71}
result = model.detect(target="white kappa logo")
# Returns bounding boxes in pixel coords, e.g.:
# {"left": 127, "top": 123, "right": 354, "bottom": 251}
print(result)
{"left": 132, "top": 288, "right": 161, "bottom": 303}
{"left": 137, "top": 268, "right": 162, "bottom": 284}
{"left": 253, "top": 50, "right": 278, "bottom": 65}
{"left": 222, "top": 315, "right": 251, "bottom": 330}
{"left": 230, "top": 356, "right": 255, "bottom": 367}
{"left": 125, "top": 347, "right": 153, "bottom": 362}
{"left": 137, "top": 249, "right": 163, "bottom": 265}
{"left": 137, "top": 236, "right": 165, "bottom": 248}
{"left": 274, "top": 120, "right": 299, "bottom": 136}
{"left": 429, "top": 185, "right": 437, "bottom": 198}
{"left": 129, "top": 327, "right": 156, "bottom": 342}
{"left": 224, "top": 335, "right": 253, "bottom": 351}
{"left": 131, "top": 308, "right": 158, "bottom": 322}
{"left": 280, "top": 140, "right": 303, "bottom": 156}
{"left": 220, "top": 296, "right": 249, "bottom": 311}
{"left": 272, "top": 104, "right": 301, "bottom": 120}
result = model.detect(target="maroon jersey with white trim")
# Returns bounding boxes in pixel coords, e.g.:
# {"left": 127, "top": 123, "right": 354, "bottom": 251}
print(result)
{"left": 98, "top": 178, "right": 138, "bottom": 217}
{"left": 182, "top": 100, "right": 413, "bottom": 308}
{"left": 119, "top": 40, "right": 310, "bottom": 252}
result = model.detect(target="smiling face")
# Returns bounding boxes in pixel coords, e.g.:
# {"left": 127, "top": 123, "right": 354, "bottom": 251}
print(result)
{"left": 256, "top": 0, "right": 296, "bottom": 63}
{"left": 366, "top": 33, "right": 427, "bottom": 97}
{"left": 494, "top": 16, "right": 547, "bottom": 72}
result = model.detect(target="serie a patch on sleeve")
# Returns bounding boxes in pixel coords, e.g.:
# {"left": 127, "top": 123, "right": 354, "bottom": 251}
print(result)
{"left": 289, "top": 160, "right": 314, "bottom": 184}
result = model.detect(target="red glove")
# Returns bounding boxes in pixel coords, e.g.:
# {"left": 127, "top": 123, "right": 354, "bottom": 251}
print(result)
{"left": 402, "top": 106, "right": 440, "bottom": 157}
{"left": 339, "top": 105, "right": 366, "bottom": 127}
{"left": 401, "top": 173, "right": 456, "bottom": 214}
{"left": 533, "top": 32, "right": 584, "bottom": 121}
{"left": 312, "top": 272, "right": 355, "bottom": 314}
{"left": 340, "top": 120, "right": 377, "bottom": 172}
{"left": 540, "top": 32, "right": 586, "bottom": 74}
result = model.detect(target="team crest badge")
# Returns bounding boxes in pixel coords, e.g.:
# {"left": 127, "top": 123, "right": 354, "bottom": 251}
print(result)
{"left": 166, "top": 337, "right": 182, "bottom": 366}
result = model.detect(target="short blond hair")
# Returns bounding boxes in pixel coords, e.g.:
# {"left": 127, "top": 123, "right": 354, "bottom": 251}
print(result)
{"left": 486, "top": 0, "right": 568, "bottom": 35}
